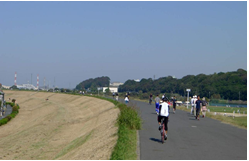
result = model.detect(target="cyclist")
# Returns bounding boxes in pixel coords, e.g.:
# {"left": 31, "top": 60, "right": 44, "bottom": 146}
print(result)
{"left": 154, "top": 94, "right": 160, "bottom": 115}
{"left": 158, "top": 97, "right": 170, "bottom": 140}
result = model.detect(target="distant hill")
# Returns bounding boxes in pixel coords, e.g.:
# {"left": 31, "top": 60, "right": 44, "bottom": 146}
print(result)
{"left": 75, "top": 76, "right": 110, "bottom": 91}
{"left": 118, "top": 69, "right": 247, "bottom": 101}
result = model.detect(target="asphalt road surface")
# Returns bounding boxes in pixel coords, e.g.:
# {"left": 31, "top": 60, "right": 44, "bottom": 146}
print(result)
{"left": 126, "top": 99, "right": 247, "bottom": 160}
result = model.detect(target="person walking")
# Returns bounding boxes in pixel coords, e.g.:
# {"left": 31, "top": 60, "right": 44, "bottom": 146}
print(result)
{"left": 149, "top": 93, "right": 153, "bottom": 105}
{"left": 190, "top": 96, "right": 194, "bottom": 115}
{"left": 201, "top": 97, "right": 207, "bottom": 118}
{"left": 195, "top": 95, "right": 202, "bottom": 120}
{"left": 155, "top": 95, "right": 160, "bottom": 115}
{"left": 124, "top": 95, "right": 129, "bottom": 103}
{"left": 162, "top": 94, "right": 165, "bottom": 99}
{"left": 193, "top": 95, "right": 198, "bottom": 116}
{"left": 172, "top": 96, "right": 177, "bottom": 114}
{"left": 116, "top": 93, "right": 119, "bottom": 101}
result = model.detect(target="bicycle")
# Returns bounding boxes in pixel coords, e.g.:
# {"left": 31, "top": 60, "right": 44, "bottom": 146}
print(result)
{"left": 159, "top": 117, "right": 166, "bottom": 144}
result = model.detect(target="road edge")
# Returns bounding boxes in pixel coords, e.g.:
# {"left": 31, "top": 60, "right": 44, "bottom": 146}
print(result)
{"left": 137, "top": 130, "right": 140, "bottom": 160}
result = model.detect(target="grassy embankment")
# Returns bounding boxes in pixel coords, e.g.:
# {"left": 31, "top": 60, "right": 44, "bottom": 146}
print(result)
{"left": 3, "top": 91, "right": 141, "bottom": 159}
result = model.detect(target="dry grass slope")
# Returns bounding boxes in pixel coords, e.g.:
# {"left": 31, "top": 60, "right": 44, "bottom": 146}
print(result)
{"left": 0, "top": 90, "right": 119, "bottom": 160}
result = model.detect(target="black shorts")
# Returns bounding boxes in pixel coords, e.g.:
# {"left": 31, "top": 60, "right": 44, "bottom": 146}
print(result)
{"left": 157, "top": 115, "right": 169, "bottom": 131}
{"left": 196, "top": 108, "right": 201, "bottom": 116}
{"left": 173, "top": 104, "right": 176, "bottom": 109}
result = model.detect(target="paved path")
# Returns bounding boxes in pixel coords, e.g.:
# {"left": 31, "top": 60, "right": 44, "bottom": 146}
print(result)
{"left": 127, "top": 99, "right": 247, "bottom": 160}
{"left": 0, "top": 105, "right": 12, "bottom": 120}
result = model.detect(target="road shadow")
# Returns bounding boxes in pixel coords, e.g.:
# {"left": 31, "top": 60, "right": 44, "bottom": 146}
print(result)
{"left": 150, "top": 138, "right": 162, "bottom": 143}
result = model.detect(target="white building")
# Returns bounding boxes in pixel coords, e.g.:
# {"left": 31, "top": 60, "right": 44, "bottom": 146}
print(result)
{"left": 2, "top": 85, "right": 10, "bottom": 89}
{"left": 103, "top": 82, "right": 123, "bottom": 93}
{"left": 103, "top": 86, "right": 118, "bottom": 93}
{"left": 17, "top": 84, "right": 38, "bottom": 90}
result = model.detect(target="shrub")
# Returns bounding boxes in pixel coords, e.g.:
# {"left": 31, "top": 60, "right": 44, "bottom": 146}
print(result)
{"left": 0, "top": 101, "right": 20, "bottom": 126}
{"left": 5, "top": 116, "right": 12, "bottom": 121}
{"left": 12, "top": 99, "right": 16, "bottom": 104}
{"left": 12, "top": 105, "right": 19, "bottom": 113}
{"left": 0, "top": 118, "right": 8, "bottom": 126}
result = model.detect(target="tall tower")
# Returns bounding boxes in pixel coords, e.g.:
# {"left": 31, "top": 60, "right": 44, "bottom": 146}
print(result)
{"left": 37, "top": 74, "right": 39, "bottom": 89}
{"left": 14, "top": 72, "right": 17, "bottom": 86}
{"left": 44, "top": 77, "right": 46, "bottom": 89}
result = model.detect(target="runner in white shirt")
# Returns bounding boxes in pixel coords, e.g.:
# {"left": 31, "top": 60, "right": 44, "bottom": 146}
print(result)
{"left": 193, "top": 95, "right": 198, "bottom": 116}
{"left": 190, "top": 96, "right": 194, "bottom": 114}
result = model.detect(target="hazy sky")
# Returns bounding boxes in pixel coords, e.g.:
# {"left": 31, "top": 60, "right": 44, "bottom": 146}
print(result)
{"left": 0, "top": 1, "right": 247, "bottom": 88}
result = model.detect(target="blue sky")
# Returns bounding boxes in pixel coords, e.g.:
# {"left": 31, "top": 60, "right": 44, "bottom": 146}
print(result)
{"left": 0, "top": 1, "right": 247, "bottom": 88}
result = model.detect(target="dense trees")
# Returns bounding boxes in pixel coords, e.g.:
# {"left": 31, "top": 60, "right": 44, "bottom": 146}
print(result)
{"left": 118, "top": 69, "right": 247, "bottom": 101}
{"left": 75, "top": 76, "right": 110, "bottom": 92}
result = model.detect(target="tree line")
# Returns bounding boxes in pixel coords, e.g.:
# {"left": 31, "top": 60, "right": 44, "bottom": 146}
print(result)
{"left": 75, "top": 76, "right": 110, "bottom": 93}
{"left": 118, "top": 69, "right": 247, "bottom": 101}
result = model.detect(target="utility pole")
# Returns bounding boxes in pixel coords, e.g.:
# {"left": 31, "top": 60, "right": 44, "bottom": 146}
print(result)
{"left": 31, "top": 73, "right": 32, "bottom": 85}
{"left": 186, "top": 89, "right": 191, "bottom": 109}
{"left": 239, "top": 91, "right": 240, "bottom": 101}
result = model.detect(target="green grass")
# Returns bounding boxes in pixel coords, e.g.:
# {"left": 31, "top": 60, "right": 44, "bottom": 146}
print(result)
{"left": 205, "top": 112, "right": 247, "bottom": 128}
{"left": 207, "top": 106, "right": 247, "bottom": 114}
{"left": 110, "top": 125, "right": 137, "bottom": 160}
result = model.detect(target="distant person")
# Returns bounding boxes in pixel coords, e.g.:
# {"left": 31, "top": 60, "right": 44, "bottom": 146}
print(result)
{"left": 172, "top": 96, "right": 177, "bottom": 114}
{"left": 193, "top": 95, "right": 198, "bottom": 116}
{"left": 149, "top": 93, "right": 153, "bottom": 105}
{"left": 113, "top": 92, "right": 115, "bottom": 99}
{"left": 162, "top": 94, "right": 165, "bottom": 99}
{"left": 124, "top": 96, "right": 129, "bottom": 103}
{"left": 116, "top": 93, "right": 119, "bottom": 101}
{"left": 201, "top": 97, "right": 207, "bottom": 118}
{"left": 155, "top": 95, "right": 160, "bottom": 115}
{"left": 190, "top": 96, "right": 194, "bottom": 115}
{"left": 195, "top": 95, "right": 202, "bottom": 120}
{"left": 128, "top": 92, "right": 130, "bottom": 100}
{"left": 158, "top": 97, "right": 170, "bottom": 140}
